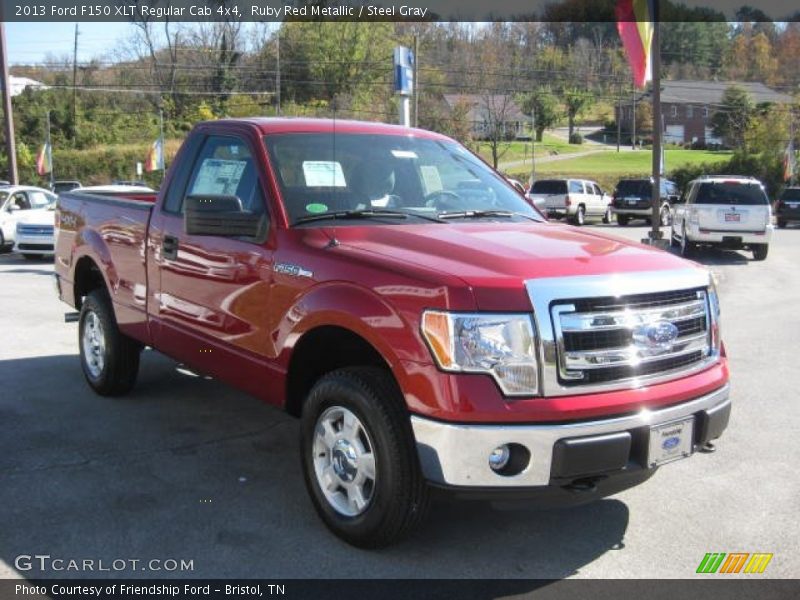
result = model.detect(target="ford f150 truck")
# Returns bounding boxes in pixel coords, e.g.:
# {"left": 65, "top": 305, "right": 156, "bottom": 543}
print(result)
{"left": 55, "top": 118, "right": 730, "bottom": 548}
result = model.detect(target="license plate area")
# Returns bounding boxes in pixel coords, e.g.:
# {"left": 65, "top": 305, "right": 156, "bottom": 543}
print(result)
{"left": 724, "top": 212, "right": 740, "bottom": 222}
{"left": 625, "top": 197, "right": 639, "bottom": 205}
{"left": 648, "top": 417, "right": 694, "bottom": 468}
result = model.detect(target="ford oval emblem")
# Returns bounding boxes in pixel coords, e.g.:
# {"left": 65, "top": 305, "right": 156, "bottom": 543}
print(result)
{"left": 662, "top": 436, "right": 681, "bottom": 450}
{"left": 634, "top": 320, "right": 680, "bottom": 350}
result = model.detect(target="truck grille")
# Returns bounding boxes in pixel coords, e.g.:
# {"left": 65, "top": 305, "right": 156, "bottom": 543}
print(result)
{"left": 17, "top": 224, "right": 54, "bottom": 236}
{"left": 552, "top": 288, "right": 711, "bottom": 387}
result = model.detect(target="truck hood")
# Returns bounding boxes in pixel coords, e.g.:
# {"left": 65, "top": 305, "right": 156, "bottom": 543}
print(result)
{"left": 332, "top": 221, "right": 702, "bottom": 310}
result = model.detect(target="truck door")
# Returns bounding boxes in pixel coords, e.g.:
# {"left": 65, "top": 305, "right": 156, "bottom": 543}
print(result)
{"left": 148, "top": 133, "right": 278, "bottom": 399}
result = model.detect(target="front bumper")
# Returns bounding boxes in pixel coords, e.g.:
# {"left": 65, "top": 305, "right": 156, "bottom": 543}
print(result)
{"left": 687, "top": 224, "right": 772, "bottom": 246}
{"left": 411, "top": 383, "right": 730, "bottom": 488}
{"left": 14, "top": 234, "right": 55, "bottom": 255}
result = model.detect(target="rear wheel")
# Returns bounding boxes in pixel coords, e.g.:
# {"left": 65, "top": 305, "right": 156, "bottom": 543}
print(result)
{"left": 301, "top": 367, "right": 429, "bottom": 548}
{"left": 777, "top": 219, "right": 787, "bottom": 229}
{"left": 679, "top": 226, "right": 696, "bottom": 257}
{"left": 617, "top": 214, "right": 629, "bottom": 227}
{"left": 660, "top": 205, "right": 672, "bottom": 226}
{"left": 572, "top": 205, "right": 586, "bottom": 226}
{"left": 79, "top": 289, "right": 141, "bottom": 396}
{"left": 602, "top": 206, "right": 612, "bottom": 224}
{"left": 752, "top": 244, "right": 769, "bottom": 261}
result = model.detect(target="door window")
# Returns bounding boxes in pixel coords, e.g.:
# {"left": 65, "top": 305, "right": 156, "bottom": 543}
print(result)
{"left": 185, "top": 136, "right": 267, "bottom": 217}
{"left": 569, "top": 181, "right": 584, "bottom": 194}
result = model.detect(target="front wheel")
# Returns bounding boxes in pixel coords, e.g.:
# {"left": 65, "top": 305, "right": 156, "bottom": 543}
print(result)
{"left": 79, "top": 290, "right": 141, "bottom": 396}
{"left": 602, "top": 206, "right": 612, "bottom": 224}
{"left": 679, "top": 226, "right": 695, "bottom": 258}
{"left": 752, "top": 244, "right": 769, "bottom": 261}
{"left": 777, "top": 219, "right": 787, "bottom": 229}
{"left": 660, "top": 205, "right": 672, "bottom": 226}
{"left": 301, "top": 367, "right": 429, "bottom": 548}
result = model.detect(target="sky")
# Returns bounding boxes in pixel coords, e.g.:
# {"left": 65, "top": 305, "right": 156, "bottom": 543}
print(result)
{"left": 6, "top": 22, "right": 136, "bottom": 65}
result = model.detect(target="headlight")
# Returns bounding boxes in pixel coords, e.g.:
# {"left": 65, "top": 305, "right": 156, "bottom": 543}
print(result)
{"left": 421, "top": 311, "right": 538, "bottom": 396}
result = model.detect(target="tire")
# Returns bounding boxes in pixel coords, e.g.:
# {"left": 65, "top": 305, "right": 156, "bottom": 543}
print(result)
{"left": 777, "top": 219, "right": 786, "bottom": 229}
{"left": 670, "top": 227, "right": 679, "bottom": 247}
{"left": 602, "top": 206, "right": 612, "bottom": 224}
{"left": 752, "top": 244, "right": 769, "bottom": 261}
{"left": 78, "top": 289, "right": 141, "bottom": 396}
{"left": 22, "top": 254, "right": 40, "bottom": 260}
{"left": 660, "top": 205, "right": 672, "bottom": 226}
{"left": 572, "top": 205, "right": 586, "bottom": 226}
{"left": 617, "top": 214, "right": 629, "bottom": 227}
{"left": 679, "top": 226, "right": 695, "bottom": 258}
{"left": 300, "top": 367, "right": 430, "bottom": 548}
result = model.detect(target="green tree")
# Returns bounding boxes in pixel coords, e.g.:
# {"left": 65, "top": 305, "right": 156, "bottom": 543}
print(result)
{"left": 712, "top": 85, "right": 754, "bottom": 149}
{"left": 562, "top": 88, "right": 594, "bottom": 141}
{"left": 520, "top": 89, "right": 561, "bottom": 142}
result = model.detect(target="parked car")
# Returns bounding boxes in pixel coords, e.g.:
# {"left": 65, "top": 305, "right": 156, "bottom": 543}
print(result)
{"left": 55, "top": 118, "right": 729, "bottom": 548}
{"left": 671, "top": 175, "right": 772, "bottom": 260}
{"left": 527, "top": 178, "right": 611, "bottom": 225}
{"left": 0, "top": 185, "right": 57, "bottom": 252}
{"left": 52, "top": 180, "right": 82, "bottom": 194}
{"left": 611, "top": 178, "right": 680, "bottom": 226}
{"left": 775, "top": 186, "right": 800, "bottom": 228}
{"left": 14, "top": 199, "right": 56, "bottom": 259}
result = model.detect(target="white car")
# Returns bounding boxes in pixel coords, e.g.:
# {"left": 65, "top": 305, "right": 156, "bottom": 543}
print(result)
{"left": 14, "top": 203, "right": 56, "bottom": 259}
{"left": 671, "top": 175, "right": 773, "bottom": 261}
{"left": 0, "top": 185, "right": 57, "bottom": 252}
{"left": 527, "top": 178, "right": 611, "bottom": 225}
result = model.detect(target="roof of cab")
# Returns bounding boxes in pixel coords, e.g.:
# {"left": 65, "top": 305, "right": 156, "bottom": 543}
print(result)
{"left": 202, "top": 117, "right": 451, "bottom": 140}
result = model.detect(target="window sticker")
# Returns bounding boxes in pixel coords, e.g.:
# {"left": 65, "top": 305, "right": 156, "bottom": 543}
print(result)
{"left": 391, "top": 150, "right": 418, "bottom": 159}
{"left": 419, "top": 165, "right": 443, "bottom": 195}
{"left": 305, "top": 203, "right": 329, "bottom": 214}
{"left": 191, "top": 159, "right": 247, "bottom": 196}
{"left": 303, "top": 161, "right": 346, "bottom": 187}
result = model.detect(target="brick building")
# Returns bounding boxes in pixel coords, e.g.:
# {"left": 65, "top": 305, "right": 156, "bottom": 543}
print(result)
{"left": 616, "top": 80, "right": 793, "bottom": 147}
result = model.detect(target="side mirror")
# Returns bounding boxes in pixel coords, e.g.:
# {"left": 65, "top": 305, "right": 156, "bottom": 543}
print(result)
{"left": 184, "top": 194, "right": 264, "bottom": 238}
{"left": 7, "top": 204, "right": 19, "bottom": 212}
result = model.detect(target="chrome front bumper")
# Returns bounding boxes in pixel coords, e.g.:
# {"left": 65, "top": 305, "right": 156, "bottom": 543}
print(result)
{"left": 411, "top": 383, "right": 730, "bottom": 487}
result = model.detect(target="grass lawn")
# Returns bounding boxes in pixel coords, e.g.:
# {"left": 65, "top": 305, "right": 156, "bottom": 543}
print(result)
{"left": 507, "top": 148, "right": 733, "bottom": 190}
{"left": 473, "top": 134, "right": 578, "bottom": 164}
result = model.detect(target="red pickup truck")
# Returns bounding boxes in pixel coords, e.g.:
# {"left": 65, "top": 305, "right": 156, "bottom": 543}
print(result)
{"left": 55, "top": 118, "right": 730, "bottom": 547}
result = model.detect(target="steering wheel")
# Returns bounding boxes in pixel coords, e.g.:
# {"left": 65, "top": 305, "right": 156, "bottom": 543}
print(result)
{"left": 424, "top": 190, "right": 461, "bottom": 211}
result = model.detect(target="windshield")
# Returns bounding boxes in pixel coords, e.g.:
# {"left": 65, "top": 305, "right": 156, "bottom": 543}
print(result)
{"left": 780, "top": 188, "right": 800, "bottom": 201}
{"left": 30, "top": 191, "right": 56, "bottom": 209}
{"left": 264, "top": 133, "right": 542, "bottom": 225}
{"left": 530, "top": 180, "right": 567, "bottom": 195}
{"left": 615, "top": 180, "right": 651, "bottom": 197}
{"left": 695, "top": 182, "right": 769, "bottom": 205}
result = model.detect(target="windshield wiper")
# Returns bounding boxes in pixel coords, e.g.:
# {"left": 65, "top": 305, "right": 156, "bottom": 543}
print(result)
{"left": 294, "top": 209, "right": 445, "bottom": 225}
{"left": 438, "top": 210, "right": 539, "bottom": 222}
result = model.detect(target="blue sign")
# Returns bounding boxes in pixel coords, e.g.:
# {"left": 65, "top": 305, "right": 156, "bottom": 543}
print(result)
{"left": 394, "top": 46, "right": 414, "bottom": 96}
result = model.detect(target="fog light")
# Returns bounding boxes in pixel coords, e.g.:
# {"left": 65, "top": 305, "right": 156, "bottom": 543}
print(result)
{"left": 489, "top": 445, "right": 511, "bottom": 471}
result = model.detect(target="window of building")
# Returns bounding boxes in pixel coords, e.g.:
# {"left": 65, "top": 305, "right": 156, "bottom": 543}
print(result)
{"left": 671, "top": 105, "right": 678, "bottom": 117}
{"left": 687, "top": 105, "right": 693, "bottom": 118}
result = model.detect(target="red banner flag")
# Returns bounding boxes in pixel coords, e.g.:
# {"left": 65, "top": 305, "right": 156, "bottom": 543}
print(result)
{"left": 616, "top": 0, "right": 655, "bottom": 89}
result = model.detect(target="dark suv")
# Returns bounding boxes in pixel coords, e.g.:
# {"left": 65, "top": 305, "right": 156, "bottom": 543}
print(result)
{"left": 776, "top": 187, "right": 800, "bottom": 228}
{"left": 611, "top": 178, "right": 680, "bottom": 226}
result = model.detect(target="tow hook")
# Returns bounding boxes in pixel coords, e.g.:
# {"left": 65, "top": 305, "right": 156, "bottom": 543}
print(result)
{"left": 699, "top": 441, "right": 716, "bottom": 454}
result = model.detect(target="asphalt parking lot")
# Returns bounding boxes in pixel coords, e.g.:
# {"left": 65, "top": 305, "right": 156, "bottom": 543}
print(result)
{"left": 1, "top": 223, "right": 798, "bottom": 580}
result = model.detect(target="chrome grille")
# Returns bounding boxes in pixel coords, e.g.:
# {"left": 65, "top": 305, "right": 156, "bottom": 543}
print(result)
{"left": 553, "top": 289, "right": 710, "bottom": 385}
{"left": 525, "top": 269, "right": 721, "bottom": 397}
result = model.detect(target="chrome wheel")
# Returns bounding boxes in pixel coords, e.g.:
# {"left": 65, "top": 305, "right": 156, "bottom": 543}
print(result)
{"left": 82, "top": 310, "right": 106, "bottom": 378}
{"left": 312, "top": 406, "right": 376, "bottom": 517}
{"left": 660, "top": 206, "right": 671, "bottom": 226}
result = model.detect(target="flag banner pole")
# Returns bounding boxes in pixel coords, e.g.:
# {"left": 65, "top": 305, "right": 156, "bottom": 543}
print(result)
{"left": 648, "top": 0, "right": 664, "bottom": 245}
{"left": 47, "top": 111, "right": 54, "bottom": 189}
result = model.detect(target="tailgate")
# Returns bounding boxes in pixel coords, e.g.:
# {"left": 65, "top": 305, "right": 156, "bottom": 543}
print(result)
{"left": 701, "top": 206, "right": 766, "bottom": 231}
{"left": 544, "top": 194, "right": 567, "bottom": 209}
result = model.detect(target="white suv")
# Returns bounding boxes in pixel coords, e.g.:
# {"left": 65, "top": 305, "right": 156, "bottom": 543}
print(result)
{"left": 671, "top": 175, "right": 773, "bottom": 261}
{"left": 527, "top": 178, "right": 611, "bottom": 225}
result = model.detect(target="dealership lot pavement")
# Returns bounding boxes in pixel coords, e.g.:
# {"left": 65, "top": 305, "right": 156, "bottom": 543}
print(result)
{"left": 1, "top": 224, "right": 798, "bottom": 580}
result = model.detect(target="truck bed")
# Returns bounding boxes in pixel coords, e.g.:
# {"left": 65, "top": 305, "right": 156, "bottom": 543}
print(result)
{"left": 55, "top": 190, "right": 155, "bottom": 339}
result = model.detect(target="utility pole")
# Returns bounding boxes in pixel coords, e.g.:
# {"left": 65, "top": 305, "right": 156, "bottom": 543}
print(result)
{"left": 647, "top": 1, "right": 664, "bottom": 246}
{"left": 275, "top": 31, "right": 281, "bottom": 116}
{"left": 72, "top": 24, "right": 79, "bottom": 142}
{"left": 616, "top": 82, "right": 621, "bottom": 153}
{"left": 631, "top": 80, "right": 636, "bottom": 149}
{"left": 45, "top": 111, "right": 53, "bottom": 189}
{"left": 0, "top": 23, "right": 17, "bottom": 184}
{"left": 158, "top": 108, "right": 165, "bottom": 182}
{"left": 413, "top": 34, "right": 419, "bottom": 128}
{"left": 530, "top": 103, "right": 536, "bottom": 184}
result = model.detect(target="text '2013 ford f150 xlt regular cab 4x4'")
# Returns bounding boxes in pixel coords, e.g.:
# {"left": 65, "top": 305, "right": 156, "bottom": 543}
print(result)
{"left": 54, "top": 118, "right": 730, "bottom": 548}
